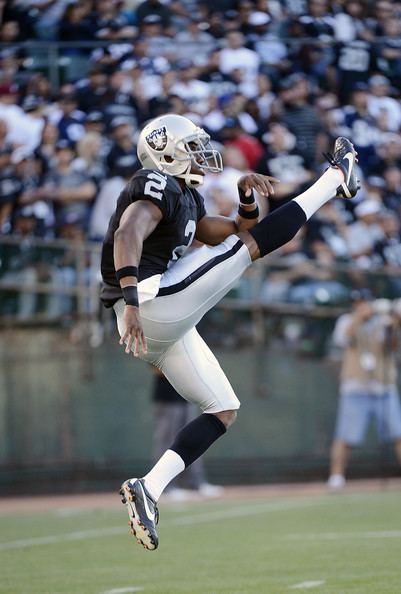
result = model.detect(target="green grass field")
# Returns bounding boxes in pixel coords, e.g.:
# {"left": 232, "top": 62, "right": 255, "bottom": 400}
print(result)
{"left": 1, "top": 488, "right": 401, "bottom": 594}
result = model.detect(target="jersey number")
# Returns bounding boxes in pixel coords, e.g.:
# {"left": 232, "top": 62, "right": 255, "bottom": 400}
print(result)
{"left": 172, "top": 219, "right": 196, "bottom": 261}
{"left": 144, "top": 171, "right": 167, "bottom": 200}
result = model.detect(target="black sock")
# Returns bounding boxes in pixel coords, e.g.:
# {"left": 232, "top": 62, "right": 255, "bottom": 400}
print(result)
{"left": 249, "top": 201, "right": 306, "bottom": 258}
{"left": 170, "top": 413, "right": 227, "bottom": 467}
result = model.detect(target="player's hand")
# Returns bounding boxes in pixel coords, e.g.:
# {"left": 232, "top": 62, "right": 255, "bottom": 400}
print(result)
{"left": 120, "top": 305, "right": 148, "bottom": 357}
{"left": 238, "top": 173, "right": 280, "bottom": 197}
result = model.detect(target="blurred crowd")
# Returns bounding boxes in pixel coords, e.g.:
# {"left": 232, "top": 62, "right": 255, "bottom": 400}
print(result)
{"left": 1, "top": 0, "right": 401, "bottom": 317}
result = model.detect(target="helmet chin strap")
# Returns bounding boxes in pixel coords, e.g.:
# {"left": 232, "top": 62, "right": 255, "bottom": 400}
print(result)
{"left": 176, "top": 162, "right": 204, "bottom": 187}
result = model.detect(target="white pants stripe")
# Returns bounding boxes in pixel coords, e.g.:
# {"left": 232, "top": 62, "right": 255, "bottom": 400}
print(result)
{"left": 114, "top": 234, "right": 252, "bottom": 413}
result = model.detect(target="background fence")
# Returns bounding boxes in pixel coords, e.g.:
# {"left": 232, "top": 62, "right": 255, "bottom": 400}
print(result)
{"left": 1, "top": 236, "right": 399, "bottom": 495}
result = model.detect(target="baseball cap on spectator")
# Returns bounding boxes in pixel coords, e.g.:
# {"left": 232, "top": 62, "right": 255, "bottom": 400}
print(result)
{"left": 13, "top": 206, "right": 38, "bottom": 220}
{"left": 22, "top": 95, "right": 44, "bottom": 112}
{"left": 350, "top": 288, "right": 373, "bottom": 302}
{"left": 218, "top": 94, "right": 234, "bottom": 109}
{"left": 366, "top": 175, "right": 386, "bottom": 188}
{"left": 142, "top": 14, "right": 162, "bottom": 24}
{"left": 279, "top": 73, "right": 305, "bottom": 91}
{"left": 110, "top": 116, "right": 132, "bottom": 129}
{"left": 248, "top": 11, "right": 271, "bottom": 26}
{"left": 354, "top": 199, "right": 381, "bottom": 218}
{"left": 121, "top": 59, "right": 139, "bottom": 71}
{"left": 86, "top": 111, "right": 104, "bottom": 123}
{"left": 368, "top": 74, "right": 390, "bottom": 87}
{"left": 351, "top": 81, "right": 369, "bottom": 92}
{"left": 176, "top": 59, "right": 193, "bottom": 70}
{"left": 222, "top": 117, "right": 241, "bottom": 129}
{"left": 55, "top": 139, "right": 75, "bottom": 151}
{"left": 224, "top": 10, "right": 239, "bottom": 20}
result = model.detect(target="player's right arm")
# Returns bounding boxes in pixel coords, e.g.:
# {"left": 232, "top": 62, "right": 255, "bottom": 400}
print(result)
{"left": 114, "top": 200, "right": 162, "bottom": 356}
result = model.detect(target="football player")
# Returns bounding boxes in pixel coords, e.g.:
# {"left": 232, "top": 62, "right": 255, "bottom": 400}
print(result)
{"left": 100, "top": 114, "right": 359, "bottom": 550}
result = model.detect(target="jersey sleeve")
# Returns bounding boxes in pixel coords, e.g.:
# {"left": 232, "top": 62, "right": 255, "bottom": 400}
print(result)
{"left": 126, "top": 169, "right": 178, "bottom": 221}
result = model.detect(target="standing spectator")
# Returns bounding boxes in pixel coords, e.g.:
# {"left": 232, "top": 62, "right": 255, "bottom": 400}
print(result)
{"left": 219, "top": 31, "right": 260, "bottom": 91}
{"left": 135, "top": 0, "right": 172, "bottom": 29}
{"left": 73, "top": 131, "right": 105, "bottom": 188}
{"left": 34, "top": 121, "right": 59, "bottom": 176}
{"left": 278, "top": 73, "right": 323, "bottom": 166}
{"left": 345, "top": 199, "right": 384, "bottom": 269}
{"left": 106, "top": 118, "right": 138, "bottom": 174}
{"left": 199, "top": 50, "right": 237, "bottom": 100}
{"left": 247, "top": 13, "right": 288, "bottom": 85}
{"left": 257, "top": 122, "right": 313, "bottom": 207}
{"left": 332, "top": 0, "right": 369, "bottom": 43}
{"left": 12, "top": 148, "right": 53, "bottom": 235}
{"left": 333, "top": 38, "right": 377, "bottom": 103}
{"left": 174, "top": 16, "right": 215, "bottom": 65}
{"left": 304, "top": 201, "right": 349, "bottom": 262}
{"left": 219, "top": 117, "right": 264, "bottom": 170}
{"left": 89, "top": 154, "right": 139, "bottom": 241}
{"left": 52, "top": 88, "right": 86, "bottom": 144}
{"left": 375, "top": 18, "right": 401, "bottom": 89}
{"left": 170, "top": 60, "right": 210, "bottom": 115}
{"left": 58, "top": 1, "right": 94, "bottom": 45}
{"left": 333, "top": 82, "right": 381, "bottom": 173}
{"left": 298, "top": 0, "right": 334, "bottom": 37}
{"left": 0, "top": 206, "right": 50, "bottom": 318}
{"left": 202, "top": 146, "right": 249, "bottom": 218}
{"left": 367, "top": 75, "right": 401, "bottom": 133}
{"left": 381, "top": 166, "right": 401, "bottom": 216}
{"left": 32, "top": 140, "right": 97, "bottom": 234}
{"left": 75, "top": 65, "right": 110, "bottom": 113}
{"left": 372, "top": 211, "right": 401, "bottom": 297}
{"left": 328, "top": 291, "right": 401, "bottom": 490}
{"left": 369, "top": 134, "right": 401, "bottom": 179}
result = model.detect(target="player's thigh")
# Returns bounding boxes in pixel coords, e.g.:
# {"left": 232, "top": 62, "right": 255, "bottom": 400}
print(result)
{"left": 158, "top": 327, "right": 240, "bottom": 414}
{"left": 335, "top": 392, "right": 371, "bottom": 445}
{"left": 140, "top": 236, "right": 251, "bottom": 344}
{"left": 374, "top": 389, "right": 401, "bottom": 441}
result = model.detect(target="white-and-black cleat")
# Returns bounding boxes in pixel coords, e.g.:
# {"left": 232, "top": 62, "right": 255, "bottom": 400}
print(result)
{"left": 120, "top": 478, "right": 159, "bottom": 551}
{"left": 324, "top": 137, "right": 360, "bottom": 199}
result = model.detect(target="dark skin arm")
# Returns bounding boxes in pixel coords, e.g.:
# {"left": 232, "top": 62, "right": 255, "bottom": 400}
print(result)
{"left": 196, "top": 173, "right": 279, "bottom": 245}
{"left": 114, "top": 200, "right": 162, "bottom": 356}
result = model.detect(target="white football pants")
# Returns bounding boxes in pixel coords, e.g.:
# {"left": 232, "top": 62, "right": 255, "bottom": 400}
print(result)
{"left": 114, "top": 235, "right": 251, "bottom": 413}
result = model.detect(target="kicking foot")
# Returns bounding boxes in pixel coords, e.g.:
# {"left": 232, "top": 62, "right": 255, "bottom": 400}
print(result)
{"left": 120, "top": 478, "right": 159, "bottom": 550}
{"left": 325, "top": 137, "right": 360, "bottom": 199}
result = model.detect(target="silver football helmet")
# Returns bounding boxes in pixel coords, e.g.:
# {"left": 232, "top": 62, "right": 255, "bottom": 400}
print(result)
{"left": 137, "top": 114, "right": 223, "bottom": 187}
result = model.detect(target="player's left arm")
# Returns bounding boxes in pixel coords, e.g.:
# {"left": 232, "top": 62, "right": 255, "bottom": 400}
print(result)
{"left": 195, "top": 173, "right": 279, "bottom": 245}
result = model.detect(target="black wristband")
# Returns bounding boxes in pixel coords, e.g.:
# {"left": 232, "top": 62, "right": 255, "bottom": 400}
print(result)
{"left": 116, "top": 266, "right": 138, "bottom": 281}
{"left": 238, "top": 186, "right": 255, "bottom": 205}
{"left": 238, "top": 205, "right": 259, "bottom": 219}
{"left": 122, "top": 285, "right": 139, "bottom": 307}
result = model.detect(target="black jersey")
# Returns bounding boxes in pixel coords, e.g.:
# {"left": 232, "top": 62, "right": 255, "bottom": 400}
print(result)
{"left": 100, "top": 168, "right": 206, "bottom": 307}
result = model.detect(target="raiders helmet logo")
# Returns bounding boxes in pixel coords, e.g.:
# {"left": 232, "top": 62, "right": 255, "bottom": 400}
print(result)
{"left": 146, "top": 126, "right": 168, "bottom": 151}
